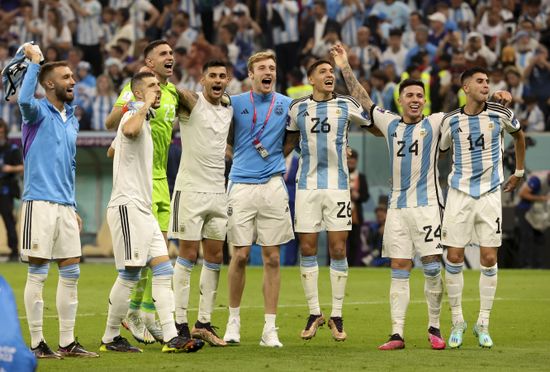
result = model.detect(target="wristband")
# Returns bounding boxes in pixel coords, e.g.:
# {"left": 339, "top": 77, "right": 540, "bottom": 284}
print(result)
{"left": 514, "top": 169, "right": 524, "bottom": 178}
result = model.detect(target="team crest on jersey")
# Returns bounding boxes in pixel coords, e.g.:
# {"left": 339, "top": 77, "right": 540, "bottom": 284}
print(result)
{"left": 227, "top": 206, "right": 233, "bottom": 216}
{"left": 275, "top": 104, "right": 284, "bottom": 116}
{"left": 134, "top": 251, "right": 139, "bottom": 259}
{"left": 489, "top": 122, "right": 494, "bottom": 129}
{"left": 336, "top": 108, "right": 341, "bottom": 116}
{"left": 419, "top": 128, "right": 427, "bottom": 136}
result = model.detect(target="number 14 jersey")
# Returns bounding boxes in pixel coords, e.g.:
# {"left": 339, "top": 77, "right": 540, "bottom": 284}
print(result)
{"left": 370, "top": 106, "right": 445, "bottom": 209}
{"left": 287, "top": 94, "right": 370, "bottom": 191}
{"left": 439, "top": 103, "right": 521, "bottom": 199}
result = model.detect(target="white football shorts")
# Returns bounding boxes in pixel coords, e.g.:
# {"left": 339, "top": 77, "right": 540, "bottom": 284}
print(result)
{"left": 294, "top": 189, "right": 352, "bottom": 233}
{"left": 441, "top": 187, "right": 502, "bottom": 248}
{"left": 19, "top": 200, "right": 82, "bottom": 262}
{"left": 168, "top": 191, "right": 228, "bottom": 241}
{"left": 227, "top": 176, "right": 294, "bottom": 247}
{"left": 107, "top": 204, "right": 167, "bottom": 270}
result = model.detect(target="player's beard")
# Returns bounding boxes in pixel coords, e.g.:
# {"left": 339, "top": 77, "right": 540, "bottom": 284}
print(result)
{"left": 55, "top": 85, "right": 74, "bottom": 103}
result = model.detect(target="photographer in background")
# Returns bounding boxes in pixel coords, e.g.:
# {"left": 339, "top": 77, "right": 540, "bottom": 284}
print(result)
{"left": 0, "top": 119, "right": 23, "bottom": 261}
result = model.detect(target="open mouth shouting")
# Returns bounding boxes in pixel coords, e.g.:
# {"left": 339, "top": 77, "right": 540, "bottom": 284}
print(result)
{"left": 261, "top": 76, "right": 273, "bottom": 90}
{"left": 409, "top": 103, "right": 421, "bottom": 114}
{"left": 323, "top": 78, "right": 334, "bottom": 89}
{"left": 164, "top": 61, "right": 174, "bottom": 74}
{"left": 212, "top": 85, "right": 223, "bottom": 95}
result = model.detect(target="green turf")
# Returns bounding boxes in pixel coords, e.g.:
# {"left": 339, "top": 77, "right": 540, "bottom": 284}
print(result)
{"left": 1, "top": 263, "right": 549, "bottom": 371}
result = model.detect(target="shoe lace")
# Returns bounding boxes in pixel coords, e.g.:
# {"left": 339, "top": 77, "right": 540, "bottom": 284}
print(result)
{"left": 305, "top": 314, "right": 321, "bottom": 330}
{"left": 331, "top": 317, "right": 344, "bottom": 332}
{"left": 203, "top": 323, "right": 221, "bottom": 338}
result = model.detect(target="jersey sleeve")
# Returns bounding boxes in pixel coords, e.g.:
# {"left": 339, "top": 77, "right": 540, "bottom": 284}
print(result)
{"left": 287, "top": 100, "right": 300, "bottom": 132}
{"left": 503, "top": 110, "right": 521, "bottom": 134}
{"left": 114, "top": 83, "right": 134, "bottom": 107}
{"left": 348, "top": 101, "right": 371, "bottom": 128}
{"left": 370, "top": 105, "right": 400, "bottom": 134}
{"left": 439, "top": 116, "right": 452, "bottom": 152}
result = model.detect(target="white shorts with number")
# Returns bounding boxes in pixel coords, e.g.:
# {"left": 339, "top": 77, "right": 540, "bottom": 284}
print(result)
{"left": 294, "top": 189, "right": 352, "bottom": 233}
{"left": 19, "top": 200, "right": 82, "bottom": 262}
{"left": 442, "top": 187, "right": 502, "bottom": 248}
{"left": 107, "top": 204, "right": 167, "bottom": 270}
{"left": 168, "top": 191, "right": 228, "bottom": 241}
{"left": 382, "top": 205, "right": 444, "bottom": 259}
{"left": 227, "top": 176, "right": 294, "bottom": 246}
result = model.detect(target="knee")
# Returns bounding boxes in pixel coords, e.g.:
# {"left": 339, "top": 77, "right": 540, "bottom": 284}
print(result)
{"left": 446, "top": 250, "right": 464, "bottom": 264}
{"left": 300, "top": 241, "right": 317, "bottom": 257}
{"left": 263, "top": 252, "right": 280, "bottom": 270}
{"left": 480, "top": 254, "right": 497, "bottom": 268}
{"left": 232, "top": 249, "right": 249, "bottom": 267}
{"left": 330, "top": 244, "right": 347, "bottom": 260}
{"left": 205, "top": 249, "right": 223, "bottom": 264}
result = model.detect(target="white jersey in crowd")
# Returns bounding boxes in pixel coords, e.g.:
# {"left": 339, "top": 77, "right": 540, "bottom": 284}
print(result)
{"left": 370, "top": 106, "right": 445, "bottom": 209}
{"left": 440, "top": 102, "right": 521, "bottom": 199}
{"left": 287, "top": 93, "right": 370, "bottom": 190}
{"left": 175, "top": 92, "right": 233, "bottom": 193}
{"left": 108, "top": 106, "right": 154, "bottom": 212}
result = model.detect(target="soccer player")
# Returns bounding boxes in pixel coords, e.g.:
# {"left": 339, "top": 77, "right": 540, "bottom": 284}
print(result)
{"left": 284, "top": 60, "right": 371, "bottom": 342}
{"left": 331, "top": 44, "right": 511, "bottom": 350}
{"left": 101, "top": 71, "right": 204, "bottom": 354}
{"left": 223, "top": 51, "right": 294, "bottom": 347}
{"left": 18, "top": 44, "right": 98, "bottom": 358}
{"left": 439, "top": 67, "right": 526, "bottom": 349}
{"left": 105, "top": 40, "right": 179, "bottom": 343}
{"left": 168, "top": 60, "right": 233, "bottom": 347}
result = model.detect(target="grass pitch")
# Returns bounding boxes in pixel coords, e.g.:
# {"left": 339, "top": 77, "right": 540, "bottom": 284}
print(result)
{"left": 1, "top": 263, "right": 549, "bottom": 371}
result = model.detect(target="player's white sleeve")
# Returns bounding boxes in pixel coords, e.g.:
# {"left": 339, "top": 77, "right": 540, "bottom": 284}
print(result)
{"left": 348, "top": 102, "right": 371, "bottom": 128}
{"left": 439, "top": 117, "right": 451, "bottom": 152}
{"left": 370, "top": 105, "right": 400, "bottom": 134}
{"left": 504, "top": 111, "right": 521, "bottom": 133}
{"left": 287, "top": 107, "right": 299, "bottom": 131}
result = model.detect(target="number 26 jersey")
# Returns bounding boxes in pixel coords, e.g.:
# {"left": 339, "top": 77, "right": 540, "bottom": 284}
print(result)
{"left": 287, "top": 94, "right": 370, "bottom": 191}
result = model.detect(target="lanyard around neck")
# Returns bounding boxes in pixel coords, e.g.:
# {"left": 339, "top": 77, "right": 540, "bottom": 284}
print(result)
{"left": 249, "top": 90, "right": 276, "bottom": 142}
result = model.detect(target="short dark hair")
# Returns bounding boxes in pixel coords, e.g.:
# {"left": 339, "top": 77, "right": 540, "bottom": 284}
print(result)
{"left": 389, "top": 28, "right": 403, "bottom": 37}
{"left": 143, "top": 40, "right": 170, "bottom": 58}
{"left": 398, "top": 78, "right": 425, "bottom": 95}
{"left": 38, "top": 61, "right": 70, "bottom": 87}
{"left": 202, "top": 60, "right": 227, "bottom": 73}
{"left": 460, "top": 67, "right": 489, "bottom": 84}
{"left": 307, "top": 59, "right": 332, "bottom": 77}
{"left": 130, "top": 71, "right": 156, "bottom": 92}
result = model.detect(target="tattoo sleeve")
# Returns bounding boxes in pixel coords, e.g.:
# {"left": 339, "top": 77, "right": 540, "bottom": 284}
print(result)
{"left": 340, "top": 64, "right": 374, "bottom": 112}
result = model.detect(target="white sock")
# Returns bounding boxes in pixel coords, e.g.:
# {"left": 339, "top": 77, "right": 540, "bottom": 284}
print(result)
{"left": 478, "top": 264, "right": 498, "bottom": 328}
{"left": 173, "top": 257, "right": 193, "bottom": 324}
{"left": 329, "top": 259, "right": 348, "bottom": 318}
{"left": 264, "top": 313, "right": 276, "bottom": 330}
{"left": 229, "top": 306, "right": 240, "bottom": 320}
{"left": 198, "top": 261, "right": 221, "bottom": 324}
{"left": 152, "top": 274, "right": 178, "bottom": 342}
{"left": 445, "top": 262, "right": 465, "bottom": 325}
{"left": 390, "top": 271, "right": 410, "bottom": 338}
{"left": 57, "top": 276, "right": 79, "bottom": 347}
{"left": 423, "top": 262, "right": 443, "bottom": 329}
{"left": 141, "top": 310, "right": 156, "bottom": 326}
{"left": 24, "top": 266, "right": 48, "bottom": 348}
{"left": 103, "top": 277, "right": 137, "bottom": 343}
{"left": 300, "top": 256, "right": 320, "bottom": 316}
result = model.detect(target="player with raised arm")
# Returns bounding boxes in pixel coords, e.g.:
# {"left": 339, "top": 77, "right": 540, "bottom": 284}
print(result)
{"left": 284, "top": 60, "right": 372, "bottom": 342}
{"left": 105, "top": 40, "right": 179, "bottom": 343}
{"left": 18, "top": 44, "right": 98, "bottom": 359}
{"left": 331, "top": 44, "right": 512, "bottom": 350}
{"left": 100, "top": 71, "right": 204, "bottom": 354}
{"left": 223, "top": 51, "right": 294, "bottom": 347}
{"left": 439, "top": 67, "right": 525, "bottom": 349}
{"left": 168, "top": 60, "right": 233, "bottom": 347}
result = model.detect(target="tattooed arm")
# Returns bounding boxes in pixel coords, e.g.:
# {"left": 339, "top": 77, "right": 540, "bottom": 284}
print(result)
{"left": 330, "top": 43, "right": 374, "bottom": 113}
{"left": 176, "top": 88, "right": 199, "bottom": 116}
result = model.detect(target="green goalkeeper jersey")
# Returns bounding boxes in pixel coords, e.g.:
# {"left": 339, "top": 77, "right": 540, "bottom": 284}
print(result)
{"left": 115, "top": 81, "right": 178, "bottom": 179}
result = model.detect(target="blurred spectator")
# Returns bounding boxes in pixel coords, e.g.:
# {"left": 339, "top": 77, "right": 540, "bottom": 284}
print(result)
{"left": 172, "top": 13, "right": 199, "bottom": 52}
{"left": 91, "top": 74, "right": 117, "bottom": 131}
{"left": 69, "top": 0, "right": 103, "bottom": 76}
{"left": 44, "top": 45, "right": 61, "bottom": 63}
{"left": 347, "top": 148, "right": 369, "bottom": 267}
{"left": 514, "top": 31, "right": 537, "bottom": 74}
{"left": 489, "top": 67, "right": 506, "bottom": 95}
{"left": 115, "top": 38, "right": 134, "bottom": 64}
{"left": 67, "top": 46, "right": 84, "bottom": 72}
{"left": 370, "top": 0, "right": 410, "bottom": 32}
{"left": 448, "top": 0, "right": 475, "bottom": 34}
{"left": 402, "top": 11, "right": 423, "bottom": 49}
{"left": 524, "top": 45, "right": 550, "bottom": 118}
{"left": 214, "top": 0, "right": 249, "bottom": 30}
{"left": 0, "top": 118, "right": 23, "bottom": 261}
{"left": 9, "top": 1, "right": 40, "bottom": 48}
{"left": 404, "top": 24, "right": 437, "bottom": 69}
{"left": 285, "top": 68, "right": 313, "bottom": 99}
{"left": 520, "top": 96, "right": 545, "bottom": 132}
{"left": 0, "top": 80, "right": 20, "bottom": 132}
{"left": 73, "top": 61, "right": 96, "bottom": 114}
{"left": 381, "top": 28, "right": 408, "bottom": 76}
{"left": 100, "top": 6, "right": 117, "bottom": 45}
{"left": 105, "top": 8, "right": 134, "bottom": 56}
{"left": 505, "top": 65, "right": 528, "bottom": 114}
{"left": 104, "top": 57, "right": 125, "bottom": 91}
{"left": 427, "top": 12, "right": 449, "bottom": 46}
{"left": 301, "top": 0, "right": 341, "bottom": 57}
{"left": 516, "top": 170, "right": 550, "bottom": 268}
{"left": 267, "top": 0, "right": 299, "bottom": 92}
{"left": 363, "top": 203, "right": 389, "bottom": 267}
{"left": 519, "top": 0, "right": 547, "bottom": 32}
{"left": 350, "top": 27, "right": 381, "bottom": 79}
{"left": 336, "top": 0, "right": 364, "bottom": 47}
{"left": 464, "top": 31, "right": 497, "bottom": 68}
{"left": 26, "top": 7, "right": 72, "bottom": 53}
{"left": 217, "top": 23, "right": 240, "bottom": 66}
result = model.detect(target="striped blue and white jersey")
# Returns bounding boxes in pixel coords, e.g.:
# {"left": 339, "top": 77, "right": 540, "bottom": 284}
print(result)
{"left": 439, "top": 102, "right": 521, "bottom": 198}
{"left": 370, "top": 105, "right": 444, "bottom": 209}
{"left": 288, "top": 94, "right": 369, "bottom": 190}
{"left": 75, "top": 0, "right": 103, "bottom": 46}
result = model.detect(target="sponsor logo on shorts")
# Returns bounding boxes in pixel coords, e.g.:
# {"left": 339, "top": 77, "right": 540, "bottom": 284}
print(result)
{"left": 227, "top": 206, "right": 233, "bottom": 216}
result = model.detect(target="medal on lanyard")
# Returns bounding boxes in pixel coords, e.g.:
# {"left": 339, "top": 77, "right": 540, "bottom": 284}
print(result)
{"left": 250, "top": 91, "right": 275, "bottom": 159}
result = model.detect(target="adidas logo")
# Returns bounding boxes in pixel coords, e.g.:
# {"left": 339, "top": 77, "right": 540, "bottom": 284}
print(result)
{"left": 347, "top": 220, "right": 352, "bottom": 226}
{"left": 436, "top": 243, "right": 443, "bottom": 249}
{"left": 453, "top": 127, "right": 463, "bottom": 134}
{"left": 391, "top": 132, "right": 397, "bottom": 138}
{"left": 300, "top": 111, "right": 310, "bottom": 117}
{"left": 241, "top": 108, "right": 249, "bottom": 115}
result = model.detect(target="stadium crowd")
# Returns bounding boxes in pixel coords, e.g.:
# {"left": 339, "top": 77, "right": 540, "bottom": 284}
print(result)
{"left": 1, "top": 0, "right": 550, "bottom": 132}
